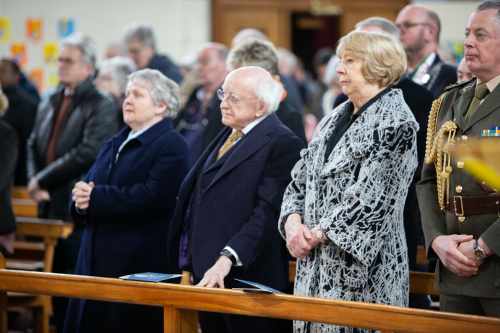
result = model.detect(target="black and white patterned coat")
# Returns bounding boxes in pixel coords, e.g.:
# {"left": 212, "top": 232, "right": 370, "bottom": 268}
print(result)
{"left": 279, "top": 89, "right": 418, "bottom": 333}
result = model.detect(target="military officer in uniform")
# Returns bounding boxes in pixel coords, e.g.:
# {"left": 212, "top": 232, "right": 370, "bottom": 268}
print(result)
{"left": 417, "top": 1, "right": 500, "bottom": 316}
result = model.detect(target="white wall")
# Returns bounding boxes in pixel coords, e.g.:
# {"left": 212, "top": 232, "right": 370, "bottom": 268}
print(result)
{"left": 0, "top": 0, "right": 211, "bottom": 91}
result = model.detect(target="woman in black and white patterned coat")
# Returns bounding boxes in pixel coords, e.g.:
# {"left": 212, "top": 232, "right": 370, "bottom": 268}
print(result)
{"left": 279, "top": 31, "right": 418, "bottom": 333}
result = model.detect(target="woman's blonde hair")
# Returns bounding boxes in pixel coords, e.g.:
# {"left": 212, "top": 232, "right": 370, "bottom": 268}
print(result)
{"left": 336, "top": 31, "right": 407, "bottom": 88}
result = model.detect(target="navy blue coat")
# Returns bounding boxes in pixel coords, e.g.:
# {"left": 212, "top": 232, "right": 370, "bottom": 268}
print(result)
{"left": 167, "top": 113, "right": 304, "bottom": 291}
{"left": 64, "top": 118, "right": 189, "bottom": 333}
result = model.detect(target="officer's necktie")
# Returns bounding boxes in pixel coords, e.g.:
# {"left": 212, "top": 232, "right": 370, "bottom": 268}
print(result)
{"left": 217, "top": 130, "right": 244, "bottom": 159}
{"left": 465, "top": 82, "right": 490, "bottom": 121}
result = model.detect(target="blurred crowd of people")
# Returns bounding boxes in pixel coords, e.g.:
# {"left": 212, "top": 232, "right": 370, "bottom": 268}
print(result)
{"left": 1, "top": 1, "right": 499, "bottom": 333}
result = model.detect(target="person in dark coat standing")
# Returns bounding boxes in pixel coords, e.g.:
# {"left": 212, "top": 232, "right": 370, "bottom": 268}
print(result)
{"left": 26, "top": 33, "right": 118, "bottom": 331}
{"left": 167, "top": 66, "right": 304, "bottom": 333}
{"left": 0, "top": 58, "right": 38, "bottom": 186}
{"left": 64, "top": 69, "right": 189, "bottom": 333}
{"left": 0, "top": 91, "right": 17, "bottom": 254}
{"left": 124, "top": 23, "right": 182, "bottom": 84}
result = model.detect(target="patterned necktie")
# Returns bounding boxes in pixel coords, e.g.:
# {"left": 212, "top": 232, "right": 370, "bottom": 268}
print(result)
{"left": 217, "top": 130, "right": 244, "bottom": 159}
{"left": 465, "top": 82, "right": 490, "bottom": 121}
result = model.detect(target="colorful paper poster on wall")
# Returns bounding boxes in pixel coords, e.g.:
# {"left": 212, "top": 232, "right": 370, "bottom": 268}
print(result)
{"left": 48, "top": 72, "right": 59, "bottom": 89}
{"left": 0, "top": 17, "right": 11, "bottom": 43}
{"left": 29, "top": 68, "right": 44, "bottom": 92}
{"left": 26, "top": 18, "right": 43, "bottom": 41}
{"left": 10, "top": 42, "right": 27, "bottom": 66}
{"left": 57, "top": 18, "right": 75, "bottom": 39}
{"left": 43, "top": 42, "right": 59, "bottom": 63}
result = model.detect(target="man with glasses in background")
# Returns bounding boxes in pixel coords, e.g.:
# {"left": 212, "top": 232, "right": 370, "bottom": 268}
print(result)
{"left": 396, "top": 4, "right": 457, "bottom": 97}
{"left": 27, "top": 32, "right": 118, "bottom": 331}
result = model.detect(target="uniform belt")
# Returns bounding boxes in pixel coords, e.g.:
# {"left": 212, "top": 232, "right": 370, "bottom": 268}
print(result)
{"left": 446, "top": 194, "right": 500, "bottom": 217}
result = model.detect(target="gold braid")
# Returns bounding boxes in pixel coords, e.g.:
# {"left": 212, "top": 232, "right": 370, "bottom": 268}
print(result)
{"left": 423, "top": 94, "right": 457, "bottom": 210}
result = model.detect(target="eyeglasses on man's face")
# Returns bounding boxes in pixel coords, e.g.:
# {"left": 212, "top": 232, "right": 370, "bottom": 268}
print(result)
{"left": 217, "top": 88, "right": 242, "bottom": 105}
{"left": 57, "top": 57, "right": 78, "bottom": 66}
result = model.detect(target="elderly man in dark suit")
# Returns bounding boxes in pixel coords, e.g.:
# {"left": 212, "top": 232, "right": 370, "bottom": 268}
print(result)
{"left": 168, "top": 66, "right": 304, "bottom": 333}
{"left": 417, "top": 1, "right": 500, "bottom": 316}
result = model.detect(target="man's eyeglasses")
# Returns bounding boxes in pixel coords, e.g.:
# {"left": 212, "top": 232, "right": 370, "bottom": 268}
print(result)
{"left": 57, "top": 57, "right": 77, "bottom": 65}
{"left": 217, "top": 88, "right": 242, "bottom": 105}
{"left": 396, "top": 21, "right": 428, "bottom": 31}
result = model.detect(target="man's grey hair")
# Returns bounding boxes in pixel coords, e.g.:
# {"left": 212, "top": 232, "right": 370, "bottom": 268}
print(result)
{"left": 231, "top": 28, "right": 269, "bottom": 47}
{"left": 477, "top": 1, "right": 500, "bottom": 22}
{"left": 99, "top": 57, "right": 136, "bottom": 96}
{"left": 127, "top": 69, "right": 180, "bottom": 118}
{"left": 227, "top": 39, "right": 279, "bottom": 76}
{"left": 356, "top": 17, "right": 400, "bottom": 38}
{"left": 254, "top": 73, "right": 283, "bottom": 113}
{"left": 124, "top": 23, "right": 157, "bottom": 50}
{"left": 61, "top": 33, "right": 97, "bottom": 69}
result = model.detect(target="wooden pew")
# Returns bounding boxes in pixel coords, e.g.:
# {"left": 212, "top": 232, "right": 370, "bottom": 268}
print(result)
{"left": 0, "top": 270, "right": 499, "bottom": 333}
{"left": 11, "top": 187, "right": 38, "bottom": 218}
{"left": 6, "top": 217, "right": 73, "bottom": 333}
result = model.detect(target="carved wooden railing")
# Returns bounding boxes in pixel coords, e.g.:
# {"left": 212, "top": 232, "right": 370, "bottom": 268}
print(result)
{"left": 0, "top": 270, "right": 499, "bottom": 333}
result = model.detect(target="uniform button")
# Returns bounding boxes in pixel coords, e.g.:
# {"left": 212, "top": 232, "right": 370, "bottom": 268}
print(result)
{"left": 456, "top": 185, "right": 463, "bottom": 193}
{"left": 461, "top": 135, "right": 468, "bottom": 140}
{"left": 457, "top": 161, "right": 464, "bottom": 168}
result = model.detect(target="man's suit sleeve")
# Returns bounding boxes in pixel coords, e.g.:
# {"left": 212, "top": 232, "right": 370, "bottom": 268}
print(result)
{"left": 226, "top": 133, "right": 304, "bottom": 268}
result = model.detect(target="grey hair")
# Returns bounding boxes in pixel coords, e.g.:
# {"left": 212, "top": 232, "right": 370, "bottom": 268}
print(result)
{"left": 127, "top": 69, "right": 180, "bottom": 118}
{"left": 99, "top": 57, "right": 136, "bottom": 96}
{"left": 124, "top": 23, "right": 157, "bottom": 50}
{"left": 232, "top": 28, "right": 269, "bottom": 47}
{"left": 61, "top": 33, "right": 97, "bottom": 69}
{"left": 477, "top": 1, "right": 500, "bottom": 22}
{"left": 227, "top": 39, "right": 279, "bottom": 76}
{"left": 254, "top": 75, "right": 283, "bottom": 113}
{"left": 356, "top": 17, "right": 400, "bottom": 38}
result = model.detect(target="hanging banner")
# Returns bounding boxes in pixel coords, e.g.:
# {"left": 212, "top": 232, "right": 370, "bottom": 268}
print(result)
{"left": 10, "top": 42, "right": 27, "bottom": 66}
{"left": 0, "top": 17, "right": 11, "bottom": 43}
{"left": 29, "top": 68, "right": 44, "bottom": 92}
{"left": 43, "top": 42, "right": 59, "bottom": 64}
{"left": 26, "top": 18, "right": 43, "bottom": 41}
{"left": 58, "top": 17, "right": 75, "bottom": 39}
{"left": 48, "top": 71, "right": 59, "bottom": 89}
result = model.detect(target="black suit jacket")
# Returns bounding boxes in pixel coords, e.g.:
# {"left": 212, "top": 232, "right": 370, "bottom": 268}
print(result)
{"left": 3, "top": 85, "right": 38, "bottom": 185}
{"left": 0, "top": 120, "right": 17, "bottom": 235}
{"left": 419, "top": 54, "right": 457, "bottom": 99}
{"left": 167, "top": 113, "right": 304, "bottom": 290}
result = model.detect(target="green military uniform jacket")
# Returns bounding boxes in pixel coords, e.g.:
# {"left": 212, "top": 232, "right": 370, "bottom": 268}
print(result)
{"left": 416, "top": 78, "right": 500, "bottom": 298}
